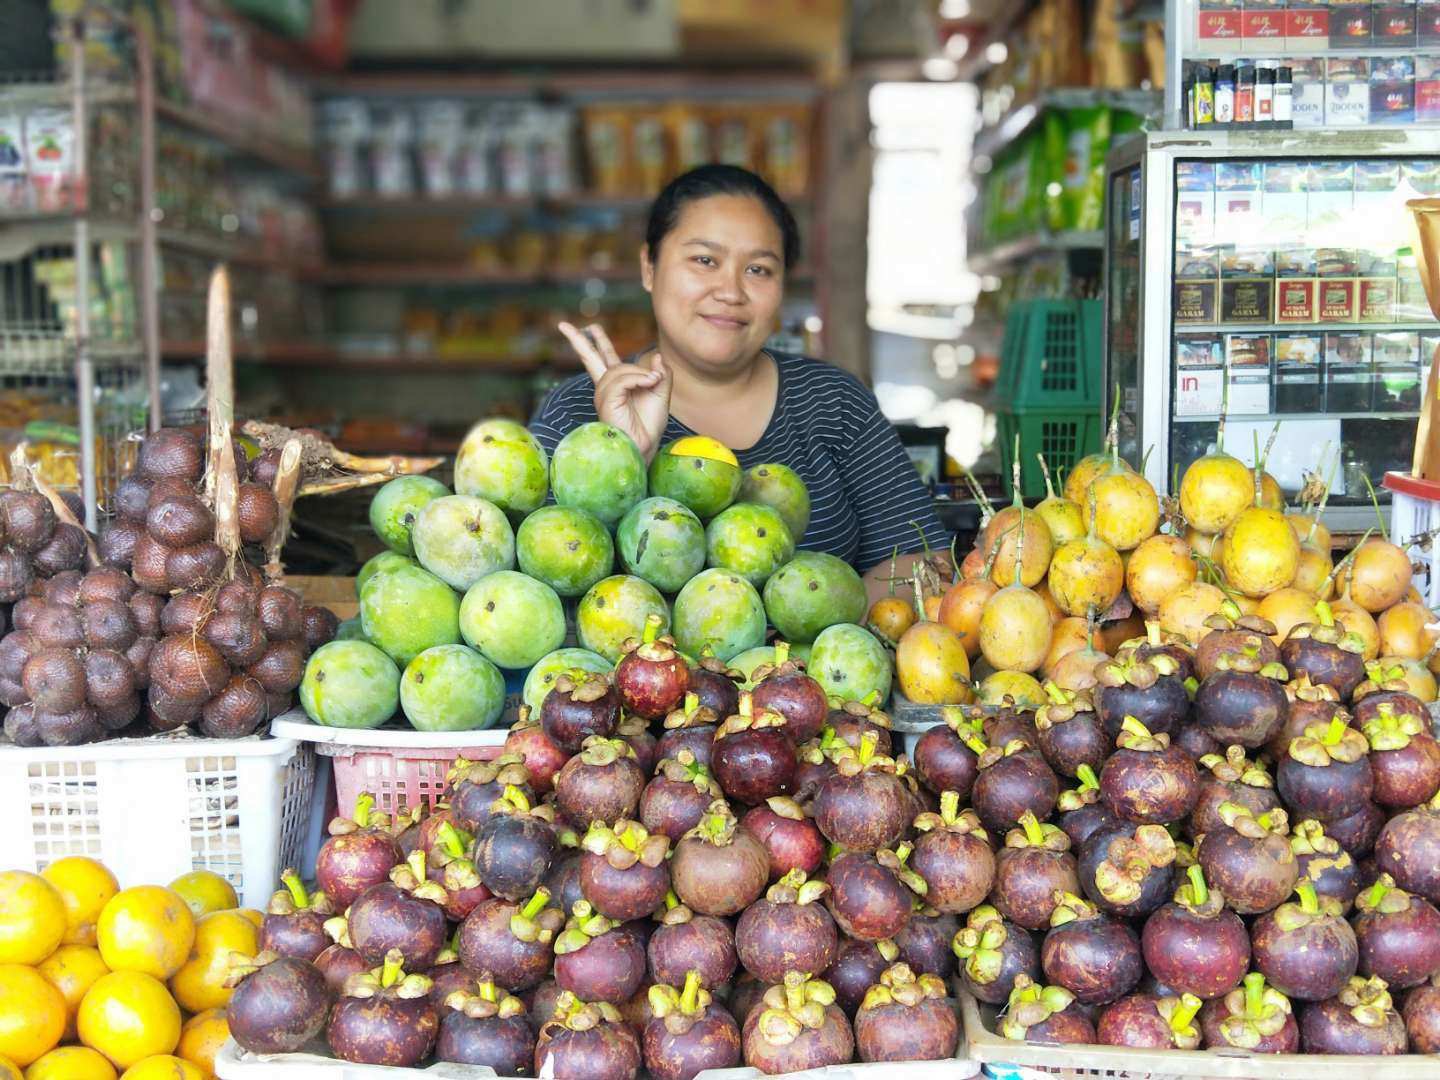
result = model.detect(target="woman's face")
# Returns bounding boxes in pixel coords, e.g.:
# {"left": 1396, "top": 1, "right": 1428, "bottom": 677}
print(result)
{"left": 641, "top": 194, "right": 785, "bottom": 375}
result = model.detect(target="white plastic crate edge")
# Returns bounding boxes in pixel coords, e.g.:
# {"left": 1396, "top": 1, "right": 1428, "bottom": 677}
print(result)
{"left": 271, "top": 712, "right": 510, "bottom": 751}
{"left": 0, "top": 734, "right": 312, "bottom": 910}
{"left": 1388, "top": 485, "right": 1440, "bottom": 609}
{"left": 215, "top": 1041, "right": 981, "bottom": 1079}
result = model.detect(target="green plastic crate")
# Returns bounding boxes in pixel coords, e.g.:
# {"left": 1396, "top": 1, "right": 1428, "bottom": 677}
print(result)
{"left": 996, "top": 299, "right": 1104, "bottom": 412}
{"left": 997, "top": 407, "right": 1104, "bottom": 500}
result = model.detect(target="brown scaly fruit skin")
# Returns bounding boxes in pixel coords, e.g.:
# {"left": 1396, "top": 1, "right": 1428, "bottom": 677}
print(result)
{"left": 1299, "top": 977, "right": 1408, "bottom": 1055}
{"left": 853, "top": 964, "right": 959, "bottom": 1063}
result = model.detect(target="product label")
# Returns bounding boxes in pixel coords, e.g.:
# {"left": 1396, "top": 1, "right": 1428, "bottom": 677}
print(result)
{"left": 1424, "top": 2, "right": 1440, "bottom": 46}
{"left": 1175, "top": 366, "right": 1224, "bottom": 416}
{"left": 1243, "top": 10, "right": 1286, "bottom": 46}
{"left": 1176, "top": 280, "right": 1219, "bottom": 323}
{"left": 1277, "top": 279, "right": 1319, "bottom": 322}
{"left": 1199, "top": 10, "right": 1244, "bottom": 47}
{"left": 1375, "top": 4, "right": 1419, "bottom": 41}
{"left": 1360, "top": 278, "right": 1399, "bottom": 322}
{"left": 1286, "top": 6, "right": 1330, "bottom": 48}
{"left": 1227, "top": 333, "right": 1273, "bottom": 414}
{"left": 1222, "top": 279, "right": 1274, "bottom": 323}
{"left": 1418, "top": 57, "right": 1440, "bottom": 120}
{"left": 1319, "top": 279, "right": 1359, "bottom": 322}
{"left": 1327, "top": 59, "right": 1372, "bottom": 125}
{"left": 1329, "top": 2, "right": 1374, "bottom": 47}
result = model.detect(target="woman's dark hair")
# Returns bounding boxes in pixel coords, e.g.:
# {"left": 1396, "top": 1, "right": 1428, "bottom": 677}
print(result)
{"left": 644, "top": 164, "right": 801, "bottom": 271}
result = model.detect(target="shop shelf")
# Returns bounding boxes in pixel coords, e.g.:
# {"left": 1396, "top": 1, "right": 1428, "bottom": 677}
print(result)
{"left": 974, "top": 88, "right": 1161, "bottom": 161}
{"left": 968, "top": 230, "right": 1104, "bottom": 274}
{"left": 0, "top": 733, "right": 314, "bottom": 910}
{"left": 155, "top": 97, "right": 321, "bottom": 180}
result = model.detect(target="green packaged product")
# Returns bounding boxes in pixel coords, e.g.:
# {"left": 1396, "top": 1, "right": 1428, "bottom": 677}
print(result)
{"left": 1042, "top": 110, "right": 1069, "bottom": 233}
{"left": 1022, "top": 133, "right": 1047, "bottom": 235}
{"left": 1060, "top": 106, "right": 1112, "bottom": 232}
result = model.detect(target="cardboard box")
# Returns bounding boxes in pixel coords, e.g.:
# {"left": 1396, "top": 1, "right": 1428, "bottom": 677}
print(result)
{"left": 1371, "top": 56, "right": 1417, "bottom": 124}
{"left": 1375, "top": 331, "right": 1421, "bottom": 411}
{"left": 1374, "top": 2, "right": 1419, "bottom": 43}
{"left": 1360, "top": 278, "right": 1399, "bottom": 322}
{"left": 1226, "top": 333, "right": 1273, "bottom": 413}
{"left": 1290, "top": 58, "right": 1326, "bottom": 128}
{"left": 1286, "top": 3, "right": 1329, "bottom": 50}
{"left": 1243, "top": 0, "right": 1287, "bottom": 49}
{"left": 1277, "top": 278, "right": 1319, "bottom": 322}
{"left": 1325, "top": 331, "right": 1375, "bottom": 411}
{"left": 1422, "top": 0, "right": 1440, "bottom": 45}
{"left": 1418, "top": 56, "right": 1440, "bottom": 121}
{"left": 1319, "top": 278, "right": 1360, "bottom": 322}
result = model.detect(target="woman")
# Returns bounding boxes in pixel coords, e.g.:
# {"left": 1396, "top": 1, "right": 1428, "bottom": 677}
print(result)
{"left": 530, "top": 165, "right": 948, "bottom": 597}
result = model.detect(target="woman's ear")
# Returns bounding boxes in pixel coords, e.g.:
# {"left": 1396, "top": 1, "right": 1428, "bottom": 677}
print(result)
{"left": 640, "top": 244, "right": 655, "bottom": 293}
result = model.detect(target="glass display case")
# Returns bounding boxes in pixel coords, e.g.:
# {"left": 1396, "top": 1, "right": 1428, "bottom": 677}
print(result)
{"left": 1102, "top": 128, "right": 1440, "bottom": 529}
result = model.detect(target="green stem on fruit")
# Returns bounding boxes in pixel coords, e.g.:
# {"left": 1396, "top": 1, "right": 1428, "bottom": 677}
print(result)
{"left": 1013, "top": 490, "right": 1027, "bottom": 590}
{"left": 1315, "top": 600, "right": 1335, "bottom": 628}
{"left": 886, "top": 545, "right": 899, "bottom": 597}
{"left": 520, "top": 888, "right": 551, "bottom": 921}
{"left": 381, "top": 951, "right": 404, "bottom": 988}
{"left": 1251, "top": 430, "right": 1263, "bottom": 508}
{"left": 1187, "top": 864, "right": 1208, "bottom": 907}
{"left": 1075, "top": 764, "right": 1100, "bottom": 792}
{"left": 643, "top": 612, "right": 662, "bottom": 645}
{"left": 858, "top": 730, "right": 879, "bottom": 767}
{"left": 1305, "top": 454, "right": 1340, "bottom": 544}
{"left": 773, "top": 641, "right": 790, "bottom": 667}
{"left": 1323, "top": 715, "right": 1347, "bottom": 746}
{"left": 739, "top": 693, "right": 753, "bottom": 719}
{"left": 784, "top": 971, "right": 807, "bottom": 1013}
{"left": 1244, "top": 972, "right": 1265, "bottom": 1017}
{"left": 949, "top": 534, "right": 960, "bottom": 586}
{"left": 1172, "top": 993, "right": 1202, "bottom": 1033}
{"left": 1368, "top": 878, "right": 1390, "bottom": 909}
{"left": 682, "top": 692, "right": 699, "bottom": 716}
{"left": 910, "top": 519, "right": 934, "bottom": 560}
{"left": 1044, "top": 680, "right": 1069, "bottom": 705}
{"left": 1106, "top": 383, "right": 1122, "bottom": 457}
{"left": 940, "top": 790, "right": 961, "bottom": 823}
{"left": 1297, "top": 881, "right": 1319, "bottom": 915}
{"left": 1362, "top": 474, "right": 1389, "bottom": 542}
{"left": 281, "top": 869, "right": 309, "bottom": 910}
{"left": 912, "top": 572, "right": 927, "bottom": 623}
{"left": 436, "top": 822, "right": 468, "bottom": 861}
{"left": 478, "top": 979, "right": 499, "bottom": 1004}
{"left": 1038, "top": 452, "right": 1057, "bottom": 500}
{"left": 353, "top": 792, "right": 375, "bottom": 830}
{"left": 1019, "top": 812, "right": 1045, "bottom": 847}
{"left": 681, "top": 970, "right": 702, "bottom": 1014}
{"left": 1146, "top": 620, "right": 1163, "bottom": 648}
{"left": 861, "top": 690, "right": 881, "bottom": 708}
{"left": 406, "top": 848, "right": 427, "bottom": 882}
{"left": 1119, "top": 715, "right": 1150, "bottom": 740}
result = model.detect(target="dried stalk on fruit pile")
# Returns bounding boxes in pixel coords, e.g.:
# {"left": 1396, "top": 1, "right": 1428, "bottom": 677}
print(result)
{"left": 241, "top": 420, "right": 444, "bottom": 497}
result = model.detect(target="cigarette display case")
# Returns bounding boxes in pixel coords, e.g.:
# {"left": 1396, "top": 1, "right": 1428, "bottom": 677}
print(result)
{"left": 1103, "top": 128, "right": 1440, "bottom": 528}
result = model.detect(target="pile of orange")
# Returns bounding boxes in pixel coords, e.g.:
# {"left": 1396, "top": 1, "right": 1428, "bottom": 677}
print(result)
{"left": 0, "top": 859, "right": 253, "bottom": 1079}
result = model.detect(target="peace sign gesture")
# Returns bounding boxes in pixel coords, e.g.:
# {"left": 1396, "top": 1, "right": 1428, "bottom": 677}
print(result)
{"left": 558, "top": 322, "right": 673, "bottom": 462}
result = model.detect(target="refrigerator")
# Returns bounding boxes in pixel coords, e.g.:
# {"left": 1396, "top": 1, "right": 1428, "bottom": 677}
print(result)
{"left": 1102, "top": 128, "right": 1440, "bottom": 530}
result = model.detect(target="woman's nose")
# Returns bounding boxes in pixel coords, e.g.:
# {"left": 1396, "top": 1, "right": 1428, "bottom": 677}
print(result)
{"left": 711, "top": 267, "right": 746, "bottom": 303}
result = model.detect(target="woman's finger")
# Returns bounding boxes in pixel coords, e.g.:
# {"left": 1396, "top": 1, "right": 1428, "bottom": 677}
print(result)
{"left": 595, "top": 366, "right": 663, "bottom": 407}
{"left": 586, "top": 324, "right": 625, "bottom": 369}
{"left": 558, "top": 321, "right": 612, "bottom": 382}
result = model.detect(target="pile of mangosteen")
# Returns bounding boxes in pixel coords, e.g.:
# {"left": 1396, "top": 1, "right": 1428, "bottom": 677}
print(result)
{"left": 0, "top": 425, "right": 336, "bottom": 747}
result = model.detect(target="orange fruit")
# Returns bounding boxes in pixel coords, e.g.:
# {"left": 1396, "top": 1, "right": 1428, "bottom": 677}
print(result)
{"left": 0, "top": 871, "right": 67, "bottom": 965}
{"left": 118, "top": 1058, "right": 204, "bottom": 1080}
{"left": 36, "top": 944, "right": 109, "bottom": 1040}
{"left": 165, "top": 874, "right": 236, "bottom": 920}
{"left": 41, "top": 858, "right": 118, "bottom": 948}
{"left": 235, "top": 909, "right": 263, "bottom": 930}
{"left": 25, "top": 1045, "right": 117, "bottom": 1080}
{"left": 169, "top": 910, "right": 257, "bottom": 1013}
{"left": 176, "top": 1010, "right": 227, "bottom": 1079}
{"left": 0, "top": 965, "right": 65, "bottom": 1066}
{"left": 97, "top": 888, "right": 195, "bottom": 980}
{"left": 0, "top": 1056, "right": 19, "bottom": 1080}
{"left": 77, "top": 971, "right": 180, "bottom": 1069}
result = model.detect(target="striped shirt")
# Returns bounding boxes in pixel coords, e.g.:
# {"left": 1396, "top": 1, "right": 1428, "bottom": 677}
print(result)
{"left": 530, "top": 350, "right": 949, "bottom": 571}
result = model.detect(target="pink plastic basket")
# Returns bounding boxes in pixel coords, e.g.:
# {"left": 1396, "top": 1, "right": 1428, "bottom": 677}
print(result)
{"left": 323, "top": 740, "right": 506, "bottom": 817}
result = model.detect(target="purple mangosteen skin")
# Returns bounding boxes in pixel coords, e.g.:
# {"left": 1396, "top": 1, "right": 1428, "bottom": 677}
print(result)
{"left": 1140, "top": 903, "right": 1250, "bottom": 1000}
{"left": 813, "top": 769, "right": 911, "bottom": 853}
{"left": 912, "top": 725, "right": 979, "bottom": 798}
{"left": 972, "top": 751, "right": 1059, "bottom": 835}
{"left": 647, "top": 915, "right": 737, "bottom": 990}
{"left": 476, "top": 813, "right": 556, "bottom": 901}
{"left": 1026, "top": 1010, "right": 1096, "bottom": 1045}
{"left": 227, "top": 957, "right": 332, "bottom": 1054}
{"left": 741, "top": 1001, "right": 854, "bottom": 1074}
{"left": 690, "top": 667, "right": 740, "bottom": 720}
{"left": 616, "top": 650, "right": 690, "bottom": 720}
{"left": 855, "top": 997, "right": 960, "bottom": 1062}
{"left": 579, "top": 853, "right": 670, "bottom": 923}
{"left": 457, "top": 899, "right": 554, "bottom": 991}
{"left": 1277, "top": 755, "right": 1374, "bottom": 824}
{"left": 910, "top": 829, "right": 995, "bottom": 915}
{"left": 314, "top": 945, "right": 369, "bottom": 996}
{"left": 896, "top": 911, "right": 960, "bottom": 979}
{"left": 1194, "top": 671, "right": 1288, "bottom": 749}
{"left": 435, "top": 1010, "right": 536, "bottom": 1074}
{"left": 655, "top": 724, "right": 717, "bottom": 769}
{"left": 735, "top": 898, "right": 838, "bottom": 984}
{"left": 1079, "top": 823, "right": 1175, "bottom": 919}
{"left": 993, "top": 847, "right": 1080, "bottom": 930}
{"left": 1042, "top": 916, "right": 1144, "bottom": 1006}
{"left": 1038, "top": 712, "right": 1110, "bottom": 778}
{"left": 259, "top": 910, "right": 330, "bottom": 963}
{"left": 535, "top": 1022, "right": 642, "bottom": 1080}
{"left": 643, "top": 1005, "right": 742, "bottom": 1080}
{"left": 540, "top": 682, "right": 620, "bottom": 753}
{"left": 959, "top": 919, "right": 1041, "bottom": 1006}
{"left": 1404, "top": 983, "right": 1440, "bottom": 1052}
{"left": 1095, "top": 994, "right": 1181, "bottom": 1048}
{"left": 328, "top": 993, "right": 439, "bottom": 1067}
{"left": 553, "top": 929, "right": 647, "bottom": 1004}
{"left": 1251, "top": 910, "right": 1357, "bottom": 1002}
{"left": 753, "top": 670, "right": 828, "bottom": 744}
{"left": 315, "top": 830, "right": 400, "bottom": 909}
{"left": 826, "top": 852, "right": 913, "bottom": 941}
{"left": 1300, "top": 997, "right": 1407, "bottom": 1055}
{"left": 825, "top": 938, "right": 892, "bottom": 1014}
{"left": 1098, "top": 677, "right": 1189, "bottom": 738}
{"left": 712, "top": 729, "right": 796, "bottom": 805}
{"left": 1355, "top": 895, "right": 1440, "bottom": 989}
{"left": 555, "top": 754, "right": 646, "bottom": 827}
{"left": 1376, "top": 810, "right": 1440, "bottom": 903}
{"left": 347, "top": 883, "right": 449, "bottom": 969}
{"left": 639, "top": 776, "right": 713, "bottom": 843}
{"left": 740, "top": 804, "right": 825, "bottom": 880}
{"left": 1326, "top": 801, "right": 1386, "bottom": 859}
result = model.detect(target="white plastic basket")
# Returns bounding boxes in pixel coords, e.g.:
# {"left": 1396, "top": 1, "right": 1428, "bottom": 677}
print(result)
{"left": 0, "top": 733, "right": 314, "bottom": 910}
{"left": 1384, "top": 470, "right": 1440, "bottom": 608}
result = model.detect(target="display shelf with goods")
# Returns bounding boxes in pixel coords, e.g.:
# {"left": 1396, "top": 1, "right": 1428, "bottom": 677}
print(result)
{"left": 1102, "top": 126, "right": 1440, "bottom": 531}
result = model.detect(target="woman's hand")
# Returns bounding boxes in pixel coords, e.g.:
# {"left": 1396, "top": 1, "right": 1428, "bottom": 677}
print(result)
{"left": 558, "top": 322, "right": 672, "bottom": 462}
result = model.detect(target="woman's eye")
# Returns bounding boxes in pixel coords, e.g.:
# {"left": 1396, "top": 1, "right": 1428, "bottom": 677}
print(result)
{"left": 692, "top": 256, "right": 714, "bottom": 267}
{"left": 747, "top": 265, "right": 773, "bottom": 277}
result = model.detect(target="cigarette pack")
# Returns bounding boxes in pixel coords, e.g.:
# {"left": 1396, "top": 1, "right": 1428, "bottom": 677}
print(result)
{"left": 1328, "top": 0, "right": 1374, "bottom": 46}
{"left": 1318, "top": 278, "right": 1359, "bottom": 323}
{"left": 1226, "top": 333, "right": 1273, "bottom": 414}
{"left": 1275, "top": 331, "right": 1324, "bottom": 412}
{"left": 1326, "top": 58, "right": 1372, "bottom": 125}
{"left": 1370, "top": 57, "right": 1416, "bottom": 124}
{"left": 1286, "top": 3, "right": 1329, "bottom": 50}
{"left": 1222, "top": 278, "right": 1275, "bottom": 323}
{"left": 1276, "top": 278, "right": 1319, "bottom": 323}
{"left": 1360, "top": 278, "right": 1398, "bottom": 322}
{"left": 1176, "top": 280, "right": 1220, "bottom": 324}
{"left": 1199, "top": 0, "right": 1244, "bottom": 53}
{"left": 1325, "top": 331, "right": 1375, "bottom": 411}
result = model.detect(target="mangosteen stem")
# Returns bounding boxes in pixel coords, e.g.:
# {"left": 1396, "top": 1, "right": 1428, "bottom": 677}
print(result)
{"left": 520, "top": 888, "right": 551, "bottom": 920}
{"left": 739, "top": 693, "right": 753, "bottom": 719}
{"left": 1044, "top": 680, "right": 1069, "bottom": 705}
{"left": 784, "top": 972, "right": 807, "bottom": 1013}
{"left": 1019, "top": 812, "right": 1045, "bottom": 847}
{"left": 1323, "top": 715, "right": 1347, "bottom": 746}
{"left": 381, "top": 951, "right": 404, "bottom": 989}
{"left": 774, "top": 641, "right": 790, "bottom": 667}
{"left": 435, "top": 822, "right": 468, "bottom": 861}
{"left": 1146, "top": 619, "right": 1162, "bottom": 647}
{"left": 1315, "top": 600, "right": 1336, "bottom": 628}
{"left": 862, "top": 690, "right": 881, "bottom": 708}
{"left": 681, "top": 970, "right": 702, "bottom": 1014}
{"left": 940, "top": 789, "right": 961, "bottom": 823}
{"left": 1075, "top": 763, "right": 1100, "bottom": 792}
{"left": 858, "top": 729, "right": 879, "bottom": 767}
{"left": 683, "top": 691, "right": 699, "bottom": 716}
{"left": 1171, "top": 994, "right": 1202, "bottom": 1033}
{"left": 1297, "top": 881, "right": 1319, "bottom": 915}
{"left": 353, "top": 792, "right": 375, "bottom": 830}
{"left": 1119, "top": 715, "right": 1151, "bottom": 740}
{"left": 1244, "top": 973, "right": 1265, "bottom": 1017}
{"left": 478, "top": 979, "right": 499, "bottom": 1004}
{"left": 643, "top": 612, "right": 663, "bottom": 644}
{"left": 406, "top": 848, "right": 426, "bottom": 882}
{"left": 1367, "top": 878, "right": 1390, "bottom": 909}
{"left": 1187, "top": 864, "right": 1208, "bottom": 906}
{"left": 280, "top": 869, "right": 309, "bottom": 909}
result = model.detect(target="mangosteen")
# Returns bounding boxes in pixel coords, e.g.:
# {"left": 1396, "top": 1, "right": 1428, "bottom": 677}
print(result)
{"left": 826, "top": 693, "right": 894, "bottom": 755}
{"left": 1034, "top": 683, "right": 1108, "bottom": 778}
{"left": 1096, "top": 991, "right": 1203, "bottom": 1049}
{"left": 741, "top": 971, "right": 853, "bottom": 1074}
{"left": 1195, "top": 605, "right": 1280, "bottom": 681}
{"left": 347, "top": 851, "right": 450, "bottom": 969}
{"left": 1281, "top": 602, "right": 1368, "bottom": 701}
{"left": 425, "top": 821, "right": 491, "bottom": 921}
{"left": 741, "top": 796, "right": 826, "bottom": 880}
{"left": 449, "top": 754, "right": 534, "bottom": 833}
{"left": 1299, "top": 975, "right": 1407, "bottom": 1054}
{"left": 1079, "top": 822, "right": 1176, "bottom": 920}
{"left": 1191, "top": 744, "right": 1280, "bottom": 838}
{"left": 1364, "top": 702, "right": 1440, "bottom": 808}
{"left": 991, "top": 813, "right": 1079, "bottom": 931}
{"left": 555, "top": 737, "right": 646, "bottom": 827}
{"left": 1353, "top": 680, "right": 1429, "bottom": 727}
{"left": 1200, "top": 972, "right": 1298, "bottom": 1052}
{"left": 750, "top": 642, "right": 828, "bottom": 743}
{"left": 474, "top": 784, "right": 558, "bottom": 901}
{"left": 655, "top": 693, "right": 720, "bottom": 768}
{"left": 260, "top": 869, "right": 335, "bottom": 962}
{"left": 911, "top": 793, "right": 995, "bottom": 915}
{"left": 535, "top": 991, "right": 642, "bottom": 1080}
{"left": 458, "top": 888, "right": 565, "bottom": 992}
{"left": 225, "top": 951, "right": 332, "bottom": 1053}
{"left": 579, "top": 819, "right": 671, "bottom": 922}
{"left": 314, "top": 794, "right": 402, "bottom": 908}
{"left": 953, "top": 904, "right": 1040, "bottom": 1005}
{"left": 1094, "top": 645, "right": 1189, "bottom": 738}
{"left": 1141, "top": 864, "right": 1250, "bottom": 1000}
{"left": 853, "top": 962, "right": 959, "bottom": 1063}
{"left": 1352, "top": 873, "right": 1440, "bottom": 989}
{"left": 642, "top": 972, "right": 741, "bottom": 1080}
{"left": 895, "top": 907, "right": 958, "bottom": 979}
{"left": 793, "top": 728, "right": 842, "bottom": 801}
{"left": 827, "top": 845, "right": 924, "bottom": 941}
{"left": 1195, "top": 652, "right": 1290, "bottom": 750}
{"left": 327, "top": 949, "right": 439, "bottom": 1066}
{"left": 1100, "top": 717, "right": 1199, "bottom": 826}
{"left": 689, "top": 649, "right": 742, "bottom": 720}
{"left": 1404, "top": 973, "right": 1440, "bottom": 1052}
{"left": 1376, "top": 792, "right": 1440, "bottom": 903}
{"left": 669, "top": 800, "right": 768, "bottom": 917}
{"left": 553, "top": 900, "right": 648, "bottom": 1004}
{"left": 435, "top": 978, "right": 535, "bottom": 1073}
{"left": 614, "top": 614, "right": 690, "bottom": 719}
{"left": 825, "top": 938, "right": 899, "bottom": 1015}
{"left": 1055, "top": 765, "right": 1116, "bottom": 848}
{"left": 812, "top": 730, "right": 910, "bottom": 853}
{"left": 1251, "top": 881, "right": 1358, "bottom": 1002}
{"left": 1291, "top": 819, "right": 1363, "bottom": 912}
{"left": 983, "top": 706, "right": 1040, "bottom": 752}
{"left": 1197, "top": 801, "right": 1298, "bottom": 915}
{"left": 912, "top": 705, "right": 982, "bottom": 798}
{"left": 971, "top": 738, "right": 1059, "bottom": 836}
{"left": 541, "top": 671, "right": 620, "bottom": 754}
{"left": 711, "top": 693, "right": 796, "bottom": 805}
{"left": 734, "top": 869, "right": 837, "bottom": 983}
{"left": 1327, "top": 800, "right": 1386, "bottom": 859}
{"left": 647, "top": 895, "right": 736, "bottom": 990}
{"left": 997, "top": 976, "right": 1095, "bottom": 1044}
{"left": 315, "top": 942, "right": 368, "bottom": 995}
{"left": 1277, "top": 714, "right": 1373, "bottom": 823}
{"left": 639, "top": 751, "right": 720, "bottom": 844}
{"left": 1041, "top": 892, "right": 1143, "bottom": 1006}
{"left": 502, "top": 707, "right": 567, "bottom": 794}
